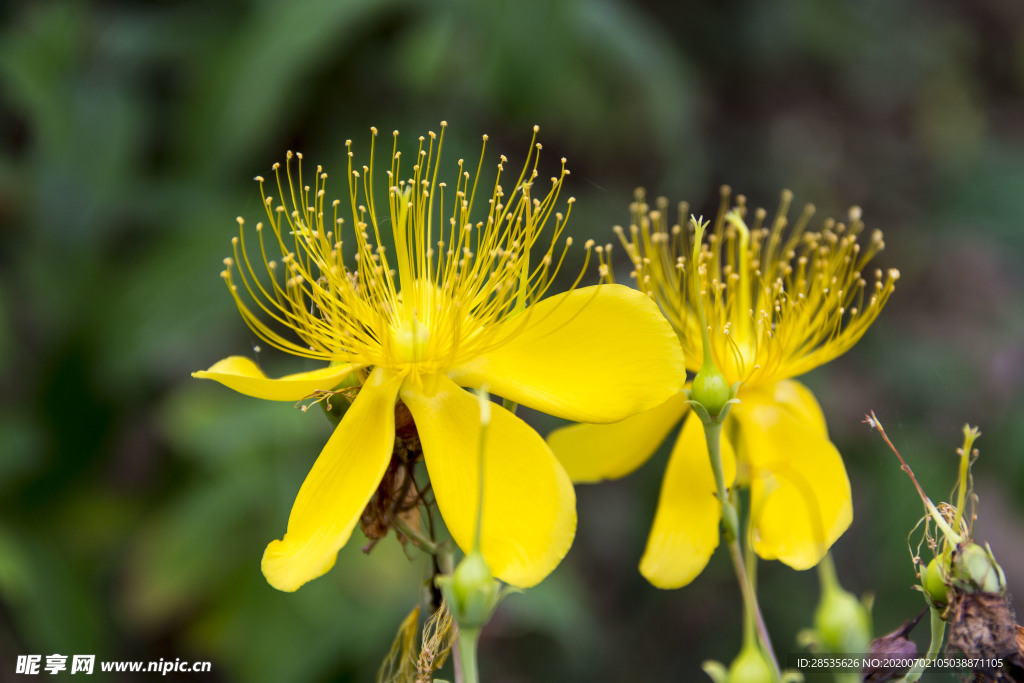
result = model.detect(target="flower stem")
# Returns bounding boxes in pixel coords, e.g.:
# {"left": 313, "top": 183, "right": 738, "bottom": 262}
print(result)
{"left": 726, "top": 538, "right": 780, "bottom": 677}
{"left": 817, "top": 551, "right": 839, "bottom": 595}
{"left": 743, "top": 525, "right": 758, "bottom": 646}
{"left": 451, "top": 386, "right": 494, "bottom": 683}
{"left": 901, "top": 605, "right": 945, "bottom": 682}
{"left": 951, "top": 424, "right": 980, "bottom": 536}
{"left": 703, "top": 421, "right": 737, "bottom": 540}
{"left": 393, "top": 515, "right": 444, "bottom": 556}
{"left": 456, "top": 627, "right": 481, "bottom": 683}
{"left": 691, "top": 214, "right": 776, "bottom": 677}
{"left": 703, "top": 418, "right": 780, "bottom": 678}
{"left": 868, "top": 412, "right": 963, "bottom": 545}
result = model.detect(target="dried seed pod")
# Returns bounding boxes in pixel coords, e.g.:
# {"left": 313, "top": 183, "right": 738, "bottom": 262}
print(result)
{"left": 862, "top": 611, "right": 924, "bottom": 682}
{"left": 946, "top": 589, "right": 1023, "bottom": 681}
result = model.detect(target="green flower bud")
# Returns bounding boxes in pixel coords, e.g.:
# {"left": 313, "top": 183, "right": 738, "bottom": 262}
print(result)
{"left": 953, "top": 543, "right": 1004, "bottom": 594}
{"left": 726, "top": 644, "right": 774, "bottom": 683}
{"left": 692, "top": 362, "right": 731, "bottom": 416}
{"left": 450, "top": 549, "right": 500, "bottom": 630}
{"left": 922, "top": 556, "right": 949, "bottom": 606}
{"left": 815, "top": 586, "right": 872, "bottom": 654}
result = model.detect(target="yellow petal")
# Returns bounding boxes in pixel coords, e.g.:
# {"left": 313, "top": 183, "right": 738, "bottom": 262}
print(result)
{"left": 734, "top": 390, "right": 851, "bottom": 570}
{"left": 547, "top": 392, "right": 689, "bottom": 483}
{"left": 401, "top": 375, "right": 576, "bottom": 588}
{"left": 448, "top": 285, "right": 686, "bottom": 423}
{"left": 262, "top": 367, "right": 401, "bottom": 591}
{"left": 639, "top": 413, "right": 737, "bottom": 589}
{"left": 193, "top": 355, "right": 356, "bottom": 401}
{"left": 738, "top": 379, "right": 828, "bottom": 437}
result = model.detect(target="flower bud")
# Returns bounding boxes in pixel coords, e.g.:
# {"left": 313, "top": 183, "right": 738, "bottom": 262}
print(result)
{"left": 692, "top": 362, "right": 731, "bottom": 416}
{"left": 815, "top": 586, "right": 872, "bottom": 655}
{"left": 450, "top": 549, "right": 500, "bottom": 630}
{"left": 953, "top": 543, "right": 1005, "bottom": 594}
{"left": 922, "top": 556, "right": 949, "bottom": 606}
{"left": 726, "top": 644, "right": 774, "bottom": 683}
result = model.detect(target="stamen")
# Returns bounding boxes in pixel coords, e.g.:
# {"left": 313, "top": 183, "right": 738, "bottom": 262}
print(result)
{"left": 221, "top": 126, "right": 583, "bottom": 376}
{"left": 622, "top": 185, "right": 897, "bottom": 384}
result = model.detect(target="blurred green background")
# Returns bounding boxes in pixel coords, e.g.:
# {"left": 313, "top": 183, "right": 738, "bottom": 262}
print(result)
{"left": 2, "top": 0, "right": 1023, "bottom": 680}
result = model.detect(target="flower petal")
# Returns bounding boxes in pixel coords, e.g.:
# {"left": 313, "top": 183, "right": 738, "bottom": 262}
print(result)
{"left": 448, "top": 284, "right": 686, "bottom": 422}
{"left": 193, "top": 355, "right": 356, "bottom": 401}
{"left": 639, "top": 413, "right": 737, "bottom": 589}
{"left": 547, "top": 392, "right": 689, "bottom": 483}
{"left": 739, "top": 379, "right": 828, "bottom": 437}
{"left": 733, "top": 389, "right": 852, "bottom": 570}
{"left": 262, "top": 367, "right": 401, "bottom": 591}
{"left": 401, "top": 375, "right": 576, "bottom": 588}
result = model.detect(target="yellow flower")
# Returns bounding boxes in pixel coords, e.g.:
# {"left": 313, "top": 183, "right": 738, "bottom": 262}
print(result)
{"left": 193, "top": 125, "right": 685, "bottom": 592}
{"left": 549, "top": 187, "right": 899, "bottom": 588}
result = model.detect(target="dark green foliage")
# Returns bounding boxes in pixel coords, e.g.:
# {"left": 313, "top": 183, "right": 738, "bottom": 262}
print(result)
{"left": 2, "top": 0, "right": 1024, "bottom": 680}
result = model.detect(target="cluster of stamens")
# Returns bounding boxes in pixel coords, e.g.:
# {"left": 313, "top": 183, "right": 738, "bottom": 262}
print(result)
{"left": 599, "top": 185, "right": 900, "bottom": 384}
{"left": 220, "top": 124, "right": 588, "bottom": 379}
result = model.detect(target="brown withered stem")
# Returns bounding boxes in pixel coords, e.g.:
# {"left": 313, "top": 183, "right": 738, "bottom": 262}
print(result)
{"left": 360, "top": 400, "right": 434, "bottom": 553}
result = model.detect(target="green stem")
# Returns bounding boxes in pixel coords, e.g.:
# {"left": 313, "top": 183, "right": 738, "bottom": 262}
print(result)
{"left": 743, "top": 525, "right": 758, "bottom": 647}
{"left": 437, "top": 546, "right": 454, "bottom": 575}
{"left": 691, "top": 215, "right": 776, "bottom": 676}
{"left": 924, "top": 497, "right": 962, "bottom": 546}
{"left": 726, "top": 537, "right": 779, "bottom": 677}
{"left": 901, "top": 605, "right": 944, "bottom": 682}
{"left": 817, "top": 552, "right": 839, "bottom": 594}
{"left": 703, "top": 421, "right": 737, "bottom": 539}
{"left": 456, "top": 627, "right": 481, "bottom": 683}
{"left": 393, "top": 515, "right": 443, "bottom": 556}
{"left": 946, "top": 423, "right": 978, "bottom": 536}
{"left": 704, "top": 419, "right": 779, "bottom": 678}
{"left": 951, "top": 425, "right": 979, "bottom": 534}
{"left": 952, "top": 452, "right": 969, "bottom": 534}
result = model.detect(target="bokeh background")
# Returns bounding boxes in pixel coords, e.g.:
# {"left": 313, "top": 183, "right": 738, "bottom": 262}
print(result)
{"left": 2, "top": 0, "right": 1024, "bottom": 681}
